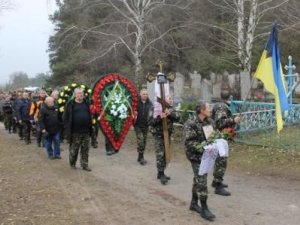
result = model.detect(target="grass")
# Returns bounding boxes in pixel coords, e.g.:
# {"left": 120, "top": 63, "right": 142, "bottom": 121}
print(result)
{"left": 236, "top": 125, "right": 300, "bottom": 150}
{"left": 229, "top": 143, "right": 300, "bottom": 180}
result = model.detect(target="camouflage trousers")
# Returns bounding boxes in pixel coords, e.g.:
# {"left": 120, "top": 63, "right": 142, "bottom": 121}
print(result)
{"left": 152, "top": 134, "right": 167, "bottom": 172}
{"left": 191, "top": 161, "right": 208, "bottom": 201}
{"left": 69, "top": 133, "right": 90, "bottom": 167}
{"left": 134, "top": 126, "right": 148, "bottom": 154}
{"left": 213, "top": 156, "right": 227, "bottom": 183}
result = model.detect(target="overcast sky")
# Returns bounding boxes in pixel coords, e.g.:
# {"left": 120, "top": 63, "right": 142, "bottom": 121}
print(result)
{"left": 0, "top": 0, "right": 57, "bottom": 85}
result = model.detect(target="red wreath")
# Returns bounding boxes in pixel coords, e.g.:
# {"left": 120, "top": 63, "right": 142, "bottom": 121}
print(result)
{"left": 91, "top": 73, "right": 138, "bottom": 150}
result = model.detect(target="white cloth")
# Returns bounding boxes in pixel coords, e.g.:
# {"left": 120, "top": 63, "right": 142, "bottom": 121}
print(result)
{"left": 198, "top": 144, "right": 218, "bottom": 175}
{"left": 153, "top": 78, "right": 170, "bottom": 118}
{"left": 215, "top": 139, "right": 229, "bottom": 157}
{"left": 198, "top": 139, "right": 229, "bottom": 175}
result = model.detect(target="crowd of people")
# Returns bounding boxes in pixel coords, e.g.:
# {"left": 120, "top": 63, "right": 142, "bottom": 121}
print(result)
{"left": 0, "top": 87, "right": 239, "bottom": 222}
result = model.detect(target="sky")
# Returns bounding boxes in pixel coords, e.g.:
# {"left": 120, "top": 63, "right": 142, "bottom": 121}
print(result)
{"left": 0, "top": 0, "right": 57, "bottom": 85}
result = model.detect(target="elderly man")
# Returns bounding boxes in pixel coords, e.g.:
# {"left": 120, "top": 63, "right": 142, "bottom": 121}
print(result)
{"left": 134, "top": 88, "right": 153, "bottom": 165}
{"left": 63, "top": 88, "right": 92, "bottom": 171}
{"left": 184, "top": 102, "right": 217, "bottom": 221}
{"left": 39, "top": 96, "right": 62, "bottom": 159}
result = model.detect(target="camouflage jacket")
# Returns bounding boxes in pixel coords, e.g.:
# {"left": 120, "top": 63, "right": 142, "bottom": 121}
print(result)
{"left": 148, "top": 108, "right": 179, "bottom": 136}
{"left": 183, "top": 117, "right": 215, "bottom": 163}
{"left": 212, "top": 102, "right": 235, "bottom": 130}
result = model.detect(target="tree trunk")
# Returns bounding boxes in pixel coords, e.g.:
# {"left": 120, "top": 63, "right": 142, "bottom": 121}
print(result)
{"left": 240, "top": 70, "right": 251, "bottom": 100}
{"left": 134, "top": 53, "right": 144, "bottom": 90}
{"left": 236, "top": 0, "right": 245, "bottom": 68}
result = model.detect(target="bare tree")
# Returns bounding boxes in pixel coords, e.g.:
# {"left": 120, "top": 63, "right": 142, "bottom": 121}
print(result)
{"left": 58, "top": 0, "right": 191, "bottom": 88}
{"left": 8, "top": 72, "right": 30, "bottom": 90}
{"left": 205, "top": 0, "right": 297, "bottom": 99}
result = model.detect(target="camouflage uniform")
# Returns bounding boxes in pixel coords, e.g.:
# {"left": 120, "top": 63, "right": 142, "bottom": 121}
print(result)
{"left": 69, "top": 133, "right": 90, "bottom": 167}
{"left": 134, "top": 98, "right": 152, "bottom": 155}
{"left": 212, "top": 102, "right": 236, "bottom": 184}
{"left": 149, "top": 109, "right": 179, "bottom": 173}
{"left": 183, "top": 117, "right": 215, "bottom": 201}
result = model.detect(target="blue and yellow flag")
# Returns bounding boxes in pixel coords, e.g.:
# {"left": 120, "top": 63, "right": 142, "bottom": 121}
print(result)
{"left": 255, "top": 23, "right": 289, "bottom": 132}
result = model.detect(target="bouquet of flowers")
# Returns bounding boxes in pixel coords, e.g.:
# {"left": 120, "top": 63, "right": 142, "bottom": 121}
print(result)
{"left": 222, "top": 127, "right": 237, "bottom": 141}
{"left": 103, "top": 84, "right": 133, "bottom": 134}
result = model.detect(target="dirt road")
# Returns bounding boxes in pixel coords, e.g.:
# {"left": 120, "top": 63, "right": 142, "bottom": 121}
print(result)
{"left": 0, "top": 125, "right": 299, "bottom": 225}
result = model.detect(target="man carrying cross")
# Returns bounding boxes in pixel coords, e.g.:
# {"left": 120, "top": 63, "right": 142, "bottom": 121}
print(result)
{"left": 147, "top": 62, "right": 178, "bottom": 185}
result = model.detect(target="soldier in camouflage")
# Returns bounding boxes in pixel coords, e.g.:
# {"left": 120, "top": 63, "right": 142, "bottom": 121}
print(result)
{"left": 134, "top": 88, "right": 153, "bottom": 165}
{"left": 64, "top": 88, "right": 93, "bottom": 171}
{"left": 149, "top": 97, "right": 179, "bottom": 185}
{"left": 211, "top": 91, "right": 240, "bottom": 196}
{"left": 183, "top": 102, "right": 216, "bottom": 221}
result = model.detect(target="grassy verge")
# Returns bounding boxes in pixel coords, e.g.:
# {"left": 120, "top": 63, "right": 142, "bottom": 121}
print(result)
{"left": 228, "top": 143, "right": 300, "bottom": 180}
{"left": 172, "top": 126, "right": 300, "bottom": 180}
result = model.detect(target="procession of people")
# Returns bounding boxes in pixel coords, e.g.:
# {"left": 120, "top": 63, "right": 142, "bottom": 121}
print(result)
{"left": 0, "top": 73, "right": 240, "bottom": 222}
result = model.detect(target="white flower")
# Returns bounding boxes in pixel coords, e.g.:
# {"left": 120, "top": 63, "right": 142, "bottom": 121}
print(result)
{"left": 119, "top": 114, "right": 127, "bottom": 119}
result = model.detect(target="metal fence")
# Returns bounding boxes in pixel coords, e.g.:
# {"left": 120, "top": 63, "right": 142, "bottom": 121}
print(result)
{"left": 176, "top": 101, "right": 300, "bottom": 150}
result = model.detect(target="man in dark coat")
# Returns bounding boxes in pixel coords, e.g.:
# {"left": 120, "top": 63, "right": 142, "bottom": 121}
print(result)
{"left": 16, "top": 92, "right": 32, "bottom": 144}
{"left": 134, "top": 88, "right": 153, "bottom": 165}
{"left": 40, "top": 96, "right": 62, "bottom": 159}
{"left": 63, "top": 88, "right": 93, "bottom": 171}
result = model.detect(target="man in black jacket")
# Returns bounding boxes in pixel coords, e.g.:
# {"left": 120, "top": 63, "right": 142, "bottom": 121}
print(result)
{"left": 134, "top": 88, "right": 153, "bottom": 165}
{"left": 40, "top": 97, "right": 62, "bottom": 159}
{"left": 2, "top": 95, "right": 14, "bottom": 133}
{"left": 63, "top": 88, "right": 92, "bottom": 171}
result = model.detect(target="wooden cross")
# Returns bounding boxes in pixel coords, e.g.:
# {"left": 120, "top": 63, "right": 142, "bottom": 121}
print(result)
{"left": 146, "top": 60, "right": 176, "bottom": 164}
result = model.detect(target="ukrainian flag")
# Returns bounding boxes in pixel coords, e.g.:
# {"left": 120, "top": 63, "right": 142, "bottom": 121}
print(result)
{"left": 255, "top": 23, "right": 289, "bottom": 132}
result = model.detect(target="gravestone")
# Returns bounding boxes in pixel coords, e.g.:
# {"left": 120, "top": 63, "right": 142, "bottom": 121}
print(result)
{"left": 173, "top": 72, "right": 184, "bottom": 105}
{"left": 189, "top": 71, "right": 201, "bottom": 96}
{"left": 212, "top": 83, "right": 221, "bottom": 100}
{"left": 200, "top": 79, "right": 212, "bottom": 102}
{"left": 210, "top": 72, "right": 216, "bottom": 83}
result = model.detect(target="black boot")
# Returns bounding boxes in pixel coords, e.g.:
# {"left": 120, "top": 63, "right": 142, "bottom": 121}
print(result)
{"left": 189, "top": 193, "right": 202, "bottom": 214}
{"left": 212, "top": 180, "right": 228, "bottom": 188}
{"left": 214, "top": 182, "right": 231, "bottom": 196}
{"left": 157, "top": 171, "right": 169, "bottom": 185}
{"left": 200, "top": 199, "right": 216, "bottom": 221}
{"left": 92, "top": 142, "right": 98, "bottom": 148}
{"left": 157, "top": 171, "right": 171, "bottom": 180}
{"left": 137, "top": 153, "right": 147, "bottom": 165}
